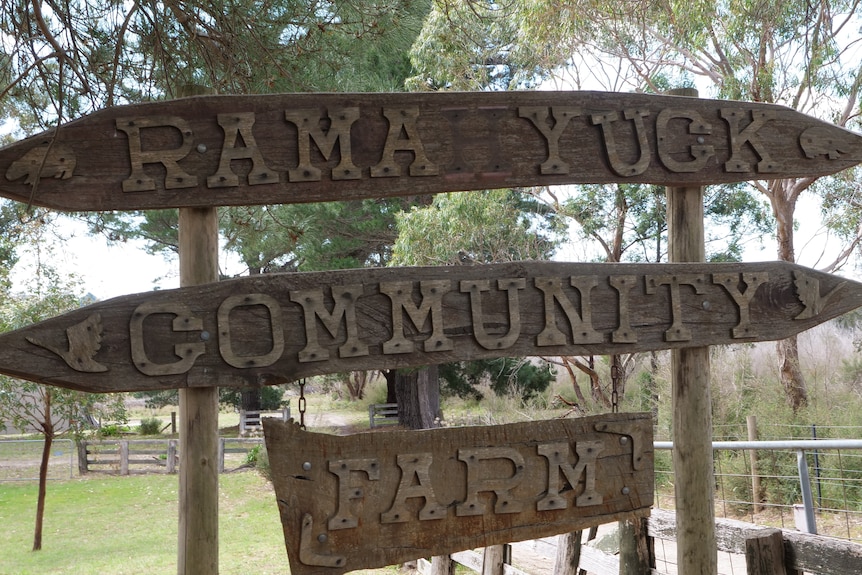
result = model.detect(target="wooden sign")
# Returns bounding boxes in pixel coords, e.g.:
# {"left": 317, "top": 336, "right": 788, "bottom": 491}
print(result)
{"left": 262, "top": 412, "right": 653, "bottom": 575}
{"left": 1, "top": 91, "right": 860, "bottom": 211}
{"left": 0, "top": 260, "right": 858, "bottom": 393}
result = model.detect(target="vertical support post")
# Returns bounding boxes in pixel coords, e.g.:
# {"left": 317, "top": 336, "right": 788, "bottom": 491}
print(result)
{"left": 666, "top": 86, "right": 717, "bottom": 575}
{"left": 178, "top": 205, "right": 219, "bottom": 575}
{"left": 748, "top": 415, "right": 762, "bottom": 513}
{"left": 795, "top": 450, "right": 817, "bottom": 534}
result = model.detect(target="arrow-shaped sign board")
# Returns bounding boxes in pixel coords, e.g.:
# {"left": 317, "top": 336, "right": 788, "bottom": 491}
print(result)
{"left": 1, "top": 91, "right": 861, "bottom": 211}
{"left": 0, "top": 260, "right": 857, "bottom": 393}
{"left": 263, "top": 412, "right": 653, "bottom": 575}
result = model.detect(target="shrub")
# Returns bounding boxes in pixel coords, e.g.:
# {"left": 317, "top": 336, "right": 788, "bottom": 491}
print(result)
{"left": 98, "top": 423, "right": 126, "bottom": 437}
{"left": 138, "top": 417, "right": 162, "bottom": 435}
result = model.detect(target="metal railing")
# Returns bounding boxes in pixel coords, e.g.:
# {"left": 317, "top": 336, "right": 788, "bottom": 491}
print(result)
{"left": 654, "top": 439, "right": 862, "bottom": 543}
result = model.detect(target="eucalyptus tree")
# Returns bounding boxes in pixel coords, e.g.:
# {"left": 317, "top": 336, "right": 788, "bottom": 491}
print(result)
{"left": 411, "top": 0, "right": 862, "bottom": 412}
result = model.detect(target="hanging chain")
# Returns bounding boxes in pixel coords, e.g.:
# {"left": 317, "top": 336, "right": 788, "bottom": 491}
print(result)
{"left": 298, "top": 378, "right": 307, "bottom": 430}
{"left": 610, "top": 356, "right": 621, "bottom": 414}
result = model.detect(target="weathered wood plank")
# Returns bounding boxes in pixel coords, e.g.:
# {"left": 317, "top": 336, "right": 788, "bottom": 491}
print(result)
{"left": 1, "top": 91, "right": 860, "bottom": 211}
{"left": 262, "top": 413, "right": 653, "bottom": 575}
{"left": 745, "top": 528, "right": 788, "bottom": 575}
{"left": 649, "top": 509, "right": 862, "bottom": 575}
{"left": 0, "top": 260, "right": 858, "bottom": 393}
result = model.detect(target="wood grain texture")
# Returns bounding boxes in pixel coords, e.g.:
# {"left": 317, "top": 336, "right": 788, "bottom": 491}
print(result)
{"left": 0, "top": 261, "right": 859, "bottom": 393}
{"left": 262, "top": 413, "right": 653, "bottom": 575}
{"left": 1, "top": 91, "right": 860, "bottom": 211}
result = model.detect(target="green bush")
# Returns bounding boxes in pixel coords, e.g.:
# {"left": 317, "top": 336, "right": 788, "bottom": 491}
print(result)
{"left": 98, "top": 423, "right": 127, "bottom": 437}
{"left": 138, "top": 417, "right": 162, "bottom": 435}
{"left": 246, "top": 445, "right": 271, "bottom": 481}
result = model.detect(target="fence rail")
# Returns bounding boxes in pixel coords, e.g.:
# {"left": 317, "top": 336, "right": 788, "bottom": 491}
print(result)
{"left": 80, "top": 437, "right": 264, "bottom": 475}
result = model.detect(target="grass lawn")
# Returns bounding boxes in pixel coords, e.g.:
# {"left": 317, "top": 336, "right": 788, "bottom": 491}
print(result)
{"left": 0, "top": 471, "right": 397, "bottom": 575}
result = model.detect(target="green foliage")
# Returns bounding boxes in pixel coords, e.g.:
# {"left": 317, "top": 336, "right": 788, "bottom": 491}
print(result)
{"left": 439, "top": 358, "right": 554, "bottom": 402}
{"left": 138, "top": 417, "right": 162, "bottom": 436}
{"left": 392, "top": 189, "right": 561, "bottom": 265}
{"left": 97, "top": 423, "right": 127, "bottom": 438}
{"left": 136, "top": 386, "right": 285, "bottom": 412}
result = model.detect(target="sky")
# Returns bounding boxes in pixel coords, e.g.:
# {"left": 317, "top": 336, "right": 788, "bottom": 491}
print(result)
{"left": 8, "top": 188, "right": 856, "bottom": 304}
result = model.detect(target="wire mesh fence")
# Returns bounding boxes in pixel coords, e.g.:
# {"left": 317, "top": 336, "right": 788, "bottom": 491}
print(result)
{"left": 0, "top": 439, "right": 74, "bottom": 482}
{"left": 655, "top": 438, "right": 862, "bottom": 545}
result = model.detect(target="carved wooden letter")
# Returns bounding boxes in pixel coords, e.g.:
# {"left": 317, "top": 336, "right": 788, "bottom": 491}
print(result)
{"left": 460, "top": 278, "right": 525, "bottom": 350}
{"left": 712, "top": 272, "right": 768, "bottom": 338}
{"left": 518, "top": 107, "right": 581, "bottom": 174}
{"left": 207, "top": 113, "right": 279, "bottom": 188}
{"left": 656, "top": 109, "right": 715, "bottom": 172}
{"left": 381, "top": 453, "right": 446, "bottom": 523}
{"left": 720, "top": 109, "right": 778, "bottom": 173}
{"left": 534, "top": 276, "right": 602, "bottom": 346}
{"left": 380, "top": 280, "right": 453, "bottom": 354}
{"left": 129, "top": 301, "right": 204, "bottom": 376}
{"left": 117, "top": 116, "right": 197, "bottom": 191}
{"left": 609, "top": 275, "right": 638, "bottom": 343}
{"left": 591, "top": 108, "right": 651, "bottom": 176}
{"left": 645, "top": 274, "right": 707, "bottom": 341}
{"left": 537, "top": 441, "right": 603, "bottom": 510}
{"left": 289, "top": 285, "right": 369, "bottom": 362}
{"left": 217, "top": 294, "right": 284, "bottom": 368}
{"left": 371, "top": 108, "right": 438, "bottom": 177}
{"left": 328, "top": 458, "right": 379, "bottom": 530}
{"left": 284, "top": 107, "right": 361, "bottom": 182}
{"left": 456, "top": 447, "right": 525, "bottom": 516}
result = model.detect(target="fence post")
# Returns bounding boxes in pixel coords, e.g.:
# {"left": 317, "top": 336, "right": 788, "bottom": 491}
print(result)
{"left": 120, "top": 441, "right": 129, "bottom": 476}
{"left": 76, "top": 440, "right": 89, "bottom": 475}
{"left": 167, "top": 440, "right": 177, "bottom": 473}
{"left": 619, "top": 516, "right": 651, "bottom": 574}
{"left": 554, "top": 531, "right": 583, "bottom": 575}
{"left": 481, "top": 545, "right": 505, "bottom": 575}
{"left": 217, "top": 438, "right": 226, "bottom": 474}
{"left": 748, "top": 415, "right": 762, "bottom": 513}
{"left": 744, "top": 528, "right": 787, "bottom": 575}
{"left": 429, "top": 555, "right": 454, "bottom": 575}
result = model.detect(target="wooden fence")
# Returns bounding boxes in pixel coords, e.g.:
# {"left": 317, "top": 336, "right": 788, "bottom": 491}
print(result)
{"left": 80, "top": 438, "right": 264, "bottom": 475}
{"left": 418, "top": 510, "right": 862, "bottom": 575}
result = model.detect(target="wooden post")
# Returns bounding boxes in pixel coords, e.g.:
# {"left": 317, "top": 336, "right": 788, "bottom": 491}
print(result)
{"left": 482, "top": 545, "right": 505, "bottom": 575}
{"left": 429, "top": 555, "right": 455, "bottom": 575}
{"left": 167, "top": 439, "right": 177, "bottom": 474}
{"left": 619, "top": 516, "right": 650, "bottom": 574}
{"left": 748, "top": 415, "right": 762, "bottom": 513}
{"left": 745, "top": 528, "right": 788, "bottom": 575}
{"left": 178, "top": 205, "right": 219, "bottom": 575}
{"left": 120, "top": 441, "right": 129, "bottom": 476}
{"left": 555, "top": 531, "right": 583, "bottom": 575}
{"left": 667, "top": 85, "right": 717, "bottom": 575}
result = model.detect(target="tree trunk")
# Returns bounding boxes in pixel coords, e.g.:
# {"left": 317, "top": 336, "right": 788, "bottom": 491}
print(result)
{"left": 777, "top": 336, "right": 808, "bottom": 412}
{"left": 241, "top": 389, "right": 262, "bottom": 412}
{"left": 394, "top": 366, "right": 440, "bottom": 430}
{"left": 33, "top": 390, "right": 53, "bottom": 551}
{"left": 383, "top": 370, "right": 397, "bottom": 404}
{"left": 773, "top": 184, "right": 809, "bottom": 412}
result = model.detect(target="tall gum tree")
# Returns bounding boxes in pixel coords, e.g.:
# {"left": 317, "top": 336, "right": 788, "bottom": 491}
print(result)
{"left": 411, "top": 0, "right": 862, "bottom": 412}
